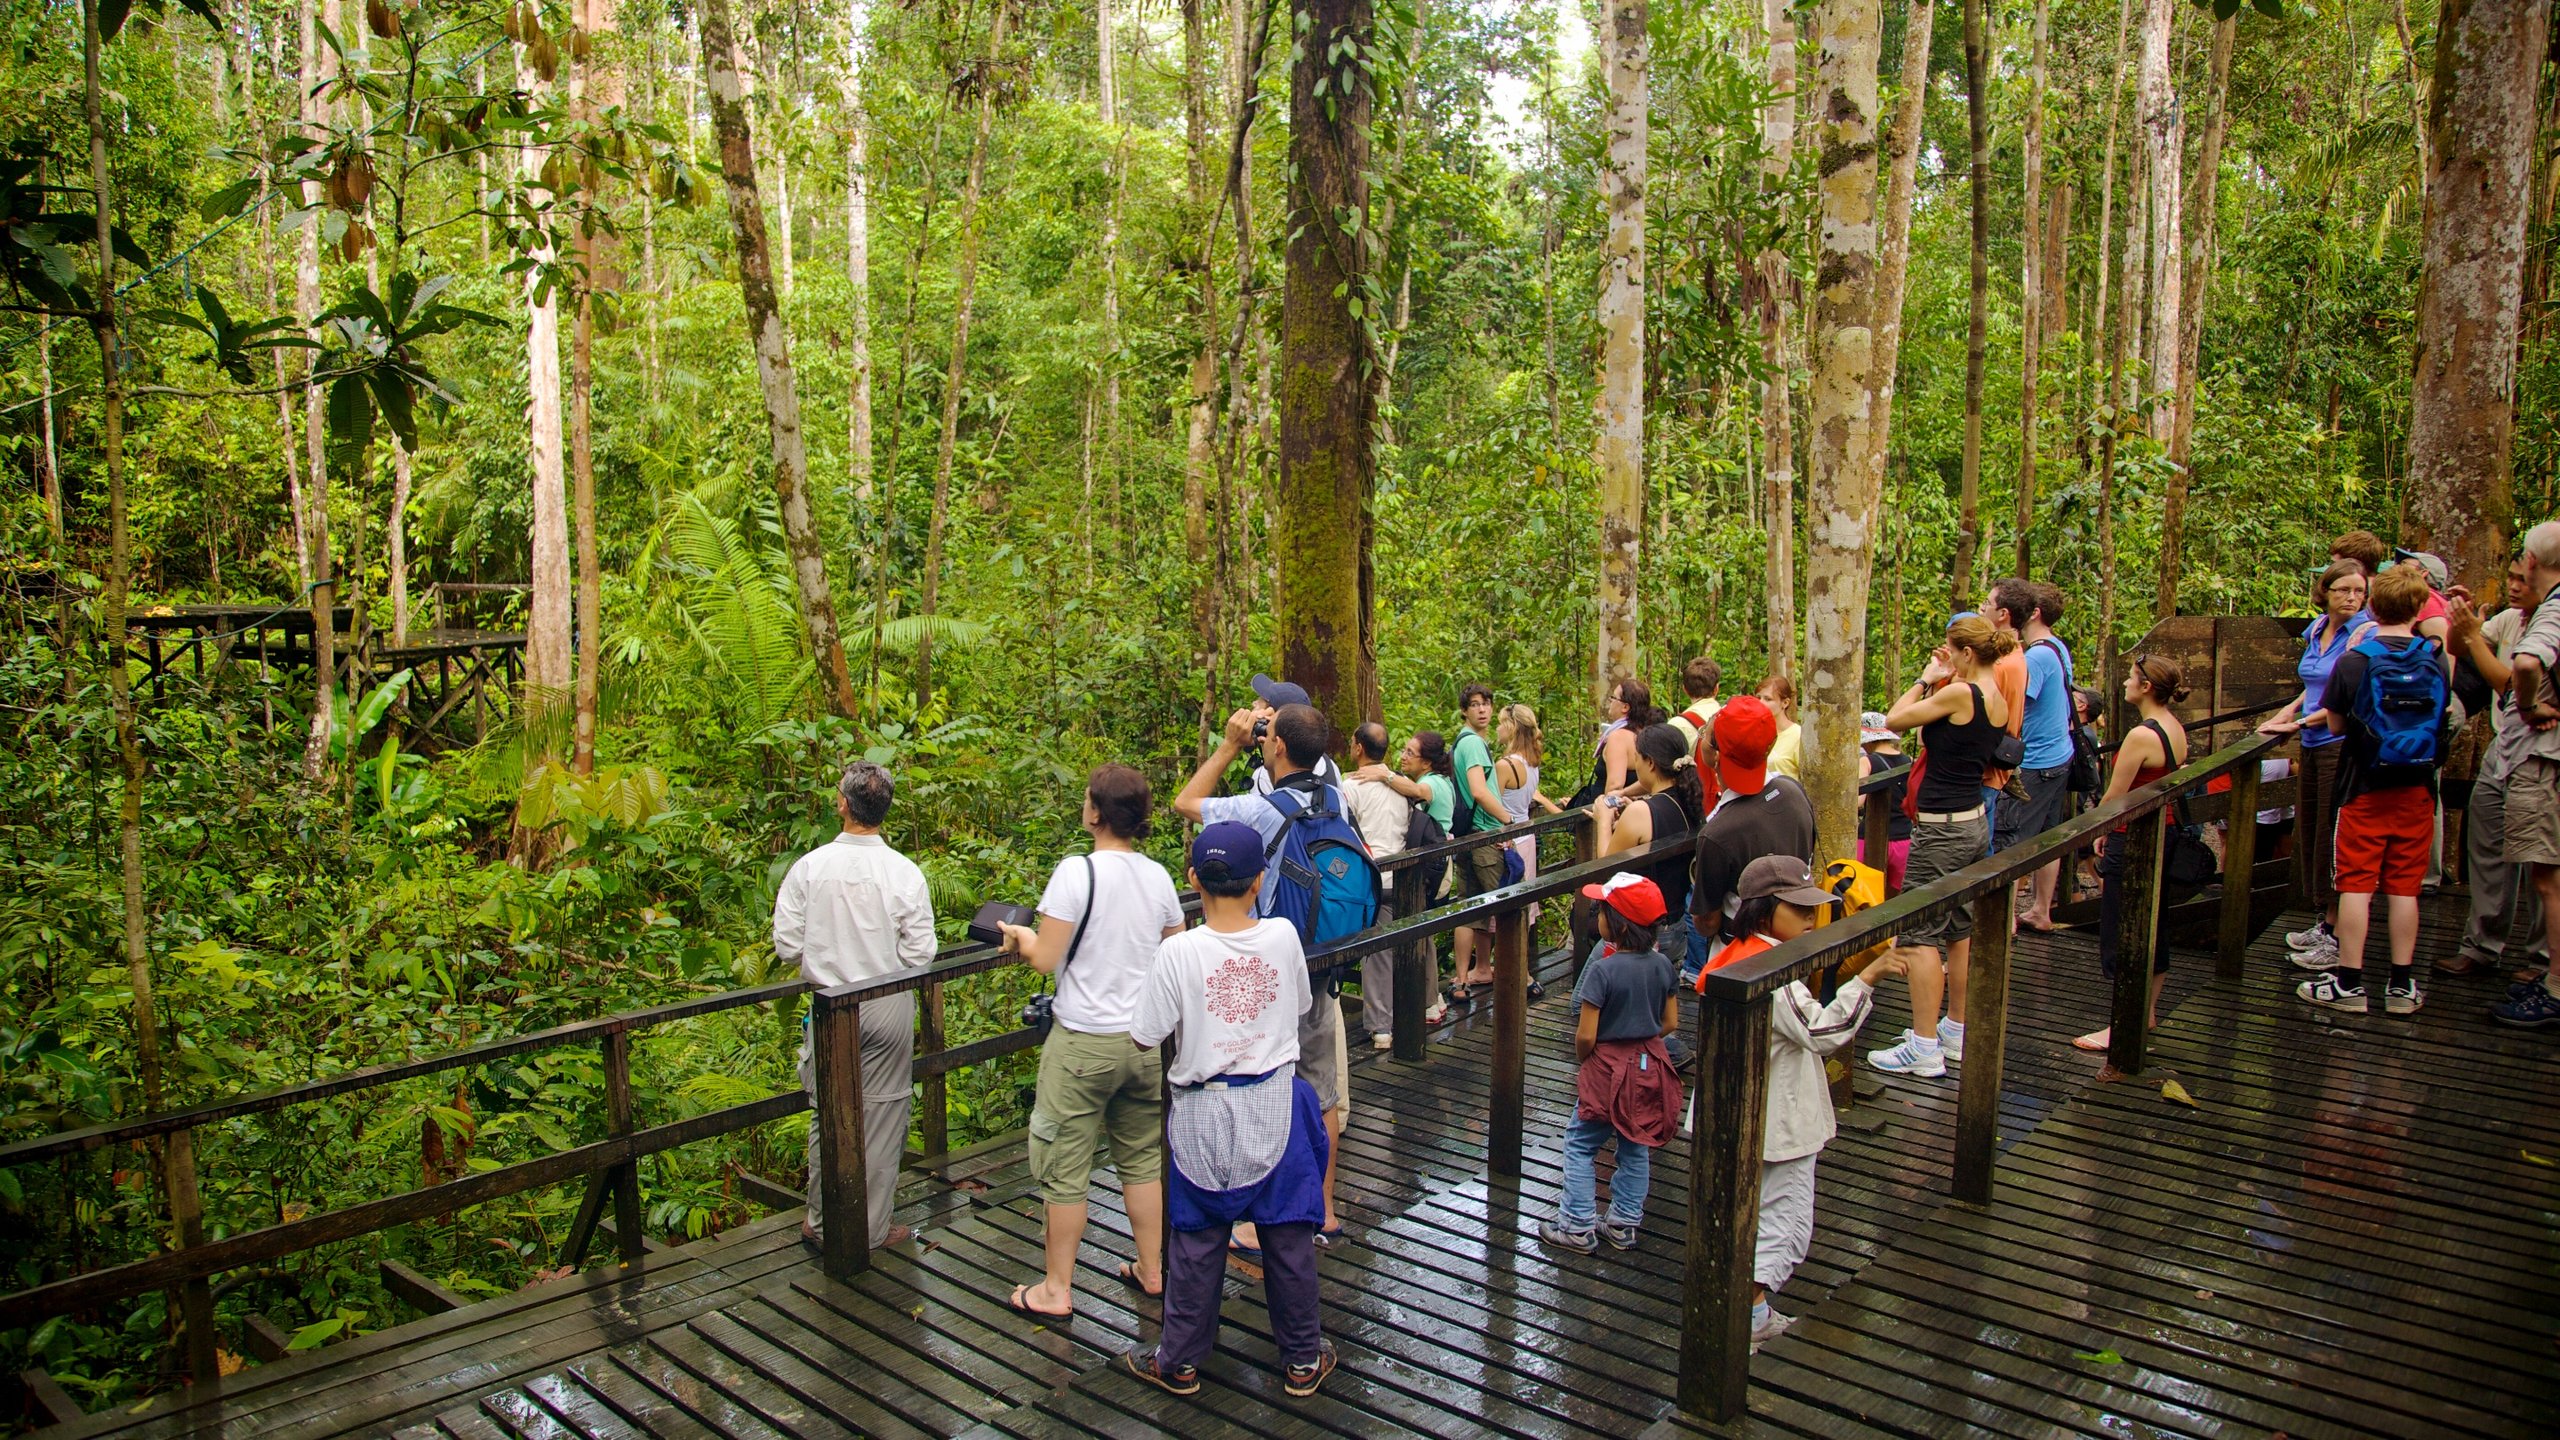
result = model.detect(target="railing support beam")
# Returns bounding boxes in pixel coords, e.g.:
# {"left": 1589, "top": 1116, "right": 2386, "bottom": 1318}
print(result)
{"left": 1863, "top": 788, "right": 1894, "bottom": 895}
{"left": 2106, "top": 809, "right": 2168, "bottom": 1079}
{"left": 602, "top": 1030, "right": 646, "bottom": 1264}
{"left": 1952, "top": 889, "right": 2012, "bottom": 1204}
{"left": 1488, "top": 908, "right": 1531, "bottom": 1179}
{"left": 919, "top": 980, "right": 949, "bottom": 1162}
{"left": 2215, "top": 759, "right": 2261, "bottom": 979}
{"left": 1391, "top": 866, "right": 1429, "bottom": 1063}
{"left": 163, "top": 1127, "right": 219, "bottom": 1386}
{"left": 1678, "top": 992, "right": 1770, "bottom": 1422}
{"left": 812, "top": 991, "right": 872, "bottom": 1279}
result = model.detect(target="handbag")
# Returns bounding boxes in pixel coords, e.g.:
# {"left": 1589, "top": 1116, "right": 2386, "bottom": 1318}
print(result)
{"left": 1018, "top": 855, "right": 1096, "bottom": 1037}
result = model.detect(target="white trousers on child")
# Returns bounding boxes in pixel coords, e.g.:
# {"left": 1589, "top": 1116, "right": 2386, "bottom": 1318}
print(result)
{"left": 1755, "top": 1153, "right": 1817, "bottom": 1292}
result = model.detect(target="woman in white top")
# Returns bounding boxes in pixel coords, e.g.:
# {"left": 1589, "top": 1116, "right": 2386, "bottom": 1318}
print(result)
{"left": 1498, "top": 705, "right": 1563, "bottom": 928}
{"left": 998, "top": 764, "right": 1187, "bottom": 1318}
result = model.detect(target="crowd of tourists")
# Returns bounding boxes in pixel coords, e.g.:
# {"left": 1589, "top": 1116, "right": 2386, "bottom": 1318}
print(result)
{"left": 759, "top": 517, "right": 2560, "bottom": 1398}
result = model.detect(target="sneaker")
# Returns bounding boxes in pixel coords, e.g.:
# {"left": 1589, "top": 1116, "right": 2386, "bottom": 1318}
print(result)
{"left": 2289, "top": 932, "right": 2341, "bottom": 970}
{"left": 1866, "top": 1031, "right": 1947, "bottom": 1078}
{"left": 1939, "top": 1020, "right": 1966, "bottom": 1063}
{"left": 2384, "top": 977, "right": 2424, "bottom": 1014}
{"left": 1423, "top": 1000, "right": 1448, "bottom": 1025}
{"left": 1537, "top": 1219, "right": 1600, "bottom": 1255}
{"left": 1750, "top": 1308, "right": 1794, "bottom": 1353}
{"left": 1599, "top": 1221, "right": 1641, "bottom": 1250}
{"left": 2493, "top": 982, "right": 2560, "bottom": 1028}
{"left": 1283, "top": 1339, "right": 1339, "bottom": 1397}
{"left": 2296, "top": 972, "right": 2367, "bottom": 1013}
{"left": 1372, "top": 1032, "right": 1395, "bottom": 1052}
{"left": 2286, "top": 920, "right": 2334, "bottom": 951}
{"left": 2509, "top": 978, "right": 2556, "bottom": 1002}
{"left": 1118, "top": 1347, "right": 1201, "bottom": 1397}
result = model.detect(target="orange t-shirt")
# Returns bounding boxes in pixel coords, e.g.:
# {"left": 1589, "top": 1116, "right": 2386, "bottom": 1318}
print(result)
{"left": 1982, "top": 648, "right": 2028, "bottom": 789}
{"left": 1694, "top": 932, "right": 1776, "bottom": 992}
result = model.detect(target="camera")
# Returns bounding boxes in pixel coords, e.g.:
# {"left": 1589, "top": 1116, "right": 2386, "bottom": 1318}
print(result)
{"left": 1252, "top": 716, "right": 1271, "bottom": 743}
{"left": 1021, "top": 993, "right": 1057, "bottom": 1036}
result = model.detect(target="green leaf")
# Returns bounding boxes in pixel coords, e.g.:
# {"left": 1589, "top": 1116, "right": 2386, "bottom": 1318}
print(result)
{"left": 2072, "top": 1348, "right": 2125, "bottom": 1365}
{"left": 285, "top": 1315, "right": 347, "bottom": 1351}
{"left": 198, "top": 176, "right": 260, "bottom": 223}
{"left": 325, "top": 373, "right": 373, "bottom": 460}
{"left": 2250, "top": 0, "right": 2283, "bottom": 15}
{"left": 99, "top": 0, "right": 135, "bottom": 42}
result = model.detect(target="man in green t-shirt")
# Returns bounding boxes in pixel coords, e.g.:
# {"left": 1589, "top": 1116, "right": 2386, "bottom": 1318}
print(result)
{"left": 1452, "top": 683, "right": 1511, "bottom": 995}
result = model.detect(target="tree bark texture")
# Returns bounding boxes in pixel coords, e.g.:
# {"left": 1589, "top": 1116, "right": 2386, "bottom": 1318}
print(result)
{"left": 2157, "top": 14, "right": 2232, "bottom": 621}
{"left": 1801, "top": 0, "right": 1888, "bottom": 866}
{"left": 1858, "top": 0, "right": 1936, "bottom": 501}
{"left": 2092, "top": 0, "right": 2132, "bottom": 421}
{"left": 1760, "top": 0, "right": 1798, "bottom": 682}
{"left": 2137, "top": 0, "right": 2183, "bottom": 444}
{"left": 1277, "top": 0, "right": 1377, "bottom": 723}
{"left": 700, "top": 0, "right": 864, "bottom": 722}
{"left": 520, "top": 39, "right": 573, "bottom": 758}
{"left": 845, "top": 0, "right": 875, "bottom": 502}
{"left": 1593, "top": 0, "right": 1647, "bottom": 705}
{"left": 298, "top": 0, "right": 338, "bottom": 778}
{"left": 2016, "top": 0, "right": 2051, "bottom": 577}
{"left": 2406, "top": 0, "right": 2551, "bottom": 591}
{"left": 1953, "top": 0, "right": 1988, "bottom": 610}
{"left": 914, "top": 3, "right": 1009, "bottom": 711}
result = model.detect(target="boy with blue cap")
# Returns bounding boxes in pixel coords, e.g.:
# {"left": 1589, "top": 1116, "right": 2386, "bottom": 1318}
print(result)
{"left": 1119, "top": 821, "right": 1338, "bottom": 1398}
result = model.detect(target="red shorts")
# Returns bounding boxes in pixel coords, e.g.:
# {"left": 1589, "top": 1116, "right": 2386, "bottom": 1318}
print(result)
{"left": 2332, "top": 786, "right": 2434, "bottom": 898}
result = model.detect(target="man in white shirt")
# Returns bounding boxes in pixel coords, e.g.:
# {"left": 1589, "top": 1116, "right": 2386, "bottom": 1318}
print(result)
{"left": 1340, "top": 722, "right": 1412, "bottom": 1050}
{"left": 2447, "top": 553, "right": 2548, "bottom": 975}
{"left": 774, "top": 762, "right": 937, "bottom": 1249}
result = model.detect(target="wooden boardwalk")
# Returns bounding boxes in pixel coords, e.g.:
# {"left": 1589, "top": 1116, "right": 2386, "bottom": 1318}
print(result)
{"left": 47, "top": 895, "right": 2560, "bottom": 1440}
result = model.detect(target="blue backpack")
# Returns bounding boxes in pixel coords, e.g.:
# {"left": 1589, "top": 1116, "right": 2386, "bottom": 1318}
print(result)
{"left": 2347, "top": 636, "right": 2447, "bottom": 776}
{"left": 1261, "top": 782, "right": 1381, "bottom": 956}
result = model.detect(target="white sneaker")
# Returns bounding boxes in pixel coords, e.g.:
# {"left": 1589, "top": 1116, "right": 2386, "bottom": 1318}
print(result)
{"left": 1939, "top": 1021, "right": 1966, "bottom": 1063}
{"left": 1750, "top": 1308, "right": 1794, "bottom": 1353}
{"left": 2286, "top": 921, "right": 2333, "bottom": 952}
{"left": 2297, "top": 972, "right": 2367, "bottom": 1013}
{"left": 2384, "top": 978, "right": 2424, "bottom": 1014}
{"left": 1372, "top": 1032, "right": 1395, "bottom": 1052}
{"left": 1866, "top": 1031, "right": 1947, "bottom": 1077}
{"left": 1423, "top": 1000, "right": 1448, "bottom": 1025}
{"left": 2289, "top": 932, "right": 2340, "bottom": 970}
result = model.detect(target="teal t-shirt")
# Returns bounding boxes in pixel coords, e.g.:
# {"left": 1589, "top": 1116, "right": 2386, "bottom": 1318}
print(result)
{"left": 1420, "top": 773, "right": 1456, "bottom": 831}
{"left": 1451, "top": 728, "right": 1501, "bottom": 831}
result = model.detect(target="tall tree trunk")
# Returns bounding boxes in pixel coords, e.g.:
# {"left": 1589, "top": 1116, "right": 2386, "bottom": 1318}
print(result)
{"left": 2157, "top": 14, "right": 2231, "bottom": 620}
{"left": 844, "top": 0, "right": 874, "bottom": 502}
{"left": 2137, "top": 0, "right": 2183, "bottom": 445}
{"left": 1593, "top": 0, "right": 1647, "bottom": 704}
{"left": 1276, "top": 0, "right": 1376, "bottom": 718}
{"left": 2102, "top": 157, "right": 2148, "bottom": 695}
{"left": 1953, "top": 0, "right": 1988, "bottom": 609}
{"left": 519, "top": 34, "right": 573, "bottom": 762}
{"left": 1760, "top": 0, "right": 1798, "bottom": 682}
{"left": 2016, "top": 0, "right": 2050, "bottom": 577}
{"left": 1097, "top": 0, "right": 1126, "bottom": 556}
{"left": 1859, "top": 0, "right": 1936, "bottom": 505}
{"left": 1801, "top": 0, "right": 1888, "bottom": 861}
{"left": 570, "top": 0, "right": 617, "bottom": 775}
{"left": 701, "top": 0, "right": 863, "bottom": 721}
{"left": 2091, "top": 0, "right": 2133, "bottom": 425}
{"left": 915, "top": 3, "right": 1009, "bottom": 711}
{"left": 1181, "top": 0, "right": 1217, "bottom": 698}
{"left": 298, "top": 0, "right": 338, "bottom": 779}
{"left": 2405, "top": 0, "right": 2551, "bottom": 589}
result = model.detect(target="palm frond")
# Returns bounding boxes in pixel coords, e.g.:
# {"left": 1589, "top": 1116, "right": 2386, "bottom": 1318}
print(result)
{"left": 846, "top": 613, "right": 993, "bottom": 654}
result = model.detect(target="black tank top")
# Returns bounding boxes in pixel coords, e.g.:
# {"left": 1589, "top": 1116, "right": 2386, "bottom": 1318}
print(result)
{"left": 1917, "top": 683, "right": 2001, "bottom": 812}
{"left": 1637, "top": 791, "right": 1694, "bottom": 917}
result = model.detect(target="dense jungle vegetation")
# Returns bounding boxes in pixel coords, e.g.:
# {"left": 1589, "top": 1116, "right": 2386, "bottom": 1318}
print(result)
{"left": 1, "top": 0, "right": 2550, "bottom": 1410}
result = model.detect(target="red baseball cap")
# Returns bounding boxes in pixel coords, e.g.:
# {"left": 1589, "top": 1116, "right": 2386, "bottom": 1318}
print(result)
{"left": 1580, "top": 872, "right": 1668, "bottom": 926}
{"left": 1711, "top": 694, "right": 1778, "bottom": 796}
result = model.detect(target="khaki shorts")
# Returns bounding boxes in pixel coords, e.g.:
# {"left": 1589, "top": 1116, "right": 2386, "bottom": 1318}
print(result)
{"left": 2505, "top": 756, "right": 2560, "bottom": 869}
{"left": 1026, "top": 1029, "right": 1164, "bottom": 1207}
{"left": 1298, "top": 991, "right": 1349, "bottom": 1117}
{"left": 1454, "top": 836, "right": 1506, "bottom": 899}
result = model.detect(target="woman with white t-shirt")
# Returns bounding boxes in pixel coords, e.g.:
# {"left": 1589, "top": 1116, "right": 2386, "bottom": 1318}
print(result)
{"left": 997, "top": 764, "right": 1188, "bottom": 1319}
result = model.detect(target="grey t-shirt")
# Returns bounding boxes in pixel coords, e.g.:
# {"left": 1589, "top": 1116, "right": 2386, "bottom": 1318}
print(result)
{"left": 1574, "top": 946, "right": 1677, "bottom": 1044}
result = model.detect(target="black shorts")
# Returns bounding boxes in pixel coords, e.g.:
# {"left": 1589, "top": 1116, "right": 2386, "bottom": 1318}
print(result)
{"left": 1996, "top": 765, "right": 2072, "bottom": 850}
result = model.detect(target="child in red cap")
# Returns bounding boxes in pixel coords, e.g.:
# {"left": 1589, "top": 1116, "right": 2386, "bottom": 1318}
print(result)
{"left": 1539, "top": 873, "right": 1685, "bottom": 1254}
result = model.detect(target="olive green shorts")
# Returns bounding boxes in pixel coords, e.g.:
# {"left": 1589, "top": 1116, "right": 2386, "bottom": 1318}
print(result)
{"left": 1027, "top": 1028, "right": 1165, "bottom": 1207}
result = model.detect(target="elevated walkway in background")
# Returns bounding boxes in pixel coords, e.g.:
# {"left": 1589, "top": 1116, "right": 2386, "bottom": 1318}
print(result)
{"left": 48, "top": 893, "right": 2557, "bottom": 1440}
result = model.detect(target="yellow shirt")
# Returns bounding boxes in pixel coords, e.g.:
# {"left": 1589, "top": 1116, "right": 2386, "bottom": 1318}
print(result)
{"left": 1766, "top": 722, "right": 1804, "bottom": 782}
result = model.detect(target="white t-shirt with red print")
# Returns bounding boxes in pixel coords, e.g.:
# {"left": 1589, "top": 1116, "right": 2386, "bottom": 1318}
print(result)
{"left": 1133, "top": 918, "right": 1311, "bottom": 1087}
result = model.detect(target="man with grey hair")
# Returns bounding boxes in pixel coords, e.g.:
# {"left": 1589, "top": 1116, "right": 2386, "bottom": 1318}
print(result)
{"left": 2491, "top": 520, "right": 2560, "bottom": 1028}
{"left": 775, "top": 762, "right": 938, "bottom": 1245}
{"left": 2445, "top": 548, "right": 2547, "bottom": 976}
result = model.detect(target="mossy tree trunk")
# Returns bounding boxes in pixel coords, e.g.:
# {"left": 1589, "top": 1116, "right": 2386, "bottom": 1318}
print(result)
{"left": 1593, "top": 0, "right": 1647, "bottom": 704}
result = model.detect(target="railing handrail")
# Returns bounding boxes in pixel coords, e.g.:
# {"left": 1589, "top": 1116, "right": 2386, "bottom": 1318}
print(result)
{"left": 1704, "top": 728, "right": 2281, "bottom": 1002}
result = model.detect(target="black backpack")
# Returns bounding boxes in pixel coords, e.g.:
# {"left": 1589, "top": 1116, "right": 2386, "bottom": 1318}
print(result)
{"left": 2033, "top": 640, "right": 2102, "bottom": 796}
{"left": 1404, "top": 802, "right": 1450, "bottom": 898}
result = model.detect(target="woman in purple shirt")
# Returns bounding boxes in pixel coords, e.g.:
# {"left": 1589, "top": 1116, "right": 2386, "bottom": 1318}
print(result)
{"left": 2259, "top": 561, "right": 2369, "bottom": 963}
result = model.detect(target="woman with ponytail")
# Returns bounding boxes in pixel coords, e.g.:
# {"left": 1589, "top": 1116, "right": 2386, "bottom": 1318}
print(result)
{"left": 1595, "top": 724, "right": 1707, "bottom": 968}
{"left": 2073, "top": 653, "right": 2191, "bottom": 1053}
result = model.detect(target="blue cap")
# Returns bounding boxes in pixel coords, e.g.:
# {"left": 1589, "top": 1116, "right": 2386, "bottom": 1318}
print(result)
{"left": 1191, "top": 821, "right": 1268, "bottom": 882}
{"left": 1250, "top": 673, "right": 1311, "bottom": 708}
{"left": 1950, "top": 610, "right": 1980, "bottom": 625}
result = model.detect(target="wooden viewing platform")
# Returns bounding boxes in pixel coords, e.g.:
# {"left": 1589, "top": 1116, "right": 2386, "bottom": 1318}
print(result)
{"left": 36, "top": 891, "right": 2556, "bottom": 1440}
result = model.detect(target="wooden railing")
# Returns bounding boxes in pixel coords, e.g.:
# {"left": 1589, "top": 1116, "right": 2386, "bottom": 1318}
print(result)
{"left": 1675, "top": 726, "right": 2282, "bottom": 1422}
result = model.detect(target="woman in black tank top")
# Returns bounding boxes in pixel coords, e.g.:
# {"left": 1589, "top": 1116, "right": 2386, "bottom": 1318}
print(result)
{"left": 1594, "top": 725, "right": 1705, "bottom": 965}
{"left": 1859, "top": 617, "right": 2015, "bottom": 1079}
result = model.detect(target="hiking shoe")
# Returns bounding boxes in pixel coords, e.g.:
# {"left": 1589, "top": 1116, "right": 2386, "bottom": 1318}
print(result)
{"left": 1749, "top": 1309, "right": 1794, "bottom": 1353}
{"left": 1372, "top": 1032, "right": 1395, "bottom": 1052}
{"left": 1599, "top": 1221, "right": 1641, "bottom": 1250}
{"left": 1118, "top": 1347, "right": 1201, "bottom": 1397}
{"left": 1283, "top": 1340, "right": 1339, "bottom": 1397}
{"left": 2384, "top": 977, "right": 2424, "bottom": 1014}
{"left": 2297, "top": 972, "right": 2367, "bottom": 1013}
{"left": 2509, "top": 978, "right": 2557, "bottom": 1001}
{"left": 2289, "top": 932, "right": 2341, "bottom": 970}
{"left": 1866, "top": 1031, "right": 1947, "bottom": 1078}
{"left": 1939, "top": 1021, "right": 1966, "bottom": 1063}
{"left": 2286, "top": 920, "right": 2334, "bottom": 951}
{"left": 2493, "top": 982, "right": 2560, "bottom": 1028}
{"left": 1537, "top": 1220, "right": 1600, "bottom": 1255}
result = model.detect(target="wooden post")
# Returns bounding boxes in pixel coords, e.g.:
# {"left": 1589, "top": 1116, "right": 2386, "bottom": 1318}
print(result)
{"left": 162, "top": 1128, "right": 220, "bottom": 1384}
{"left": 918, "top": 979, "right": 949, "bottom": 1161}
{"left": 1392, "top": 864, "right": 1428, "bottom": 1062}
{"left": 2215, "top": 756, "right": 2260, "bottom": 979}
{"left": 1862, "top": 787, "right": 1894, "bottom": 894}
{"left": 1488, "top": 904, "right": 1531, "bottom": 1179}
{"left": 601, "top": 1030, "right": 645, "bottom": 1263}
{"left": 811, "top": 989, "right": 871, "bottom": 1278}
{"left": 1569, "top": 812, "right": 1599, "bottom": 978}
{"left": 1952, "top": 889, "right": 2011, "bottom": 1204}
{"left": 2105, "top": 808, "right": 2167, "bottom": 1078}
{"left": 1678, "top": 990, "right": 1770, "bottom": 1422}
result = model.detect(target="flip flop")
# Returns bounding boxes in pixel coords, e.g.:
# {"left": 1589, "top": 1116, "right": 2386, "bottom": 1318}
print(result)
{"left": 1227, "top": 1236, "right": 1264, "bottom": 1264}
{"left": 1314, "top": 1224, "right": 1344, "bottom": 1250}
{"left": 1005, "top": 1284, "right": 1073, "bottom": 1321}
{"left": 1115, "top": 1261, "right": 1164, "bottom": 1297}
{"left": 2071, "top": 1029, "right": 2111, "bottom": 1052}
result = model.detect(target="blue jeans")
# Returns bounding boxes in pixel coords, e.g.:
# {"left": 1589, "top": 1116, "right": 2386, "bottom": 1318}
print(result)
{"left": 1559, "top": 1115, "right": 1654, "bottom": 1230}
{"left": 1981, "top": 785, "right": 2002, "bottom": 856}
{"left": 1677, "top": 915, "right": 1711, "bottom": 987}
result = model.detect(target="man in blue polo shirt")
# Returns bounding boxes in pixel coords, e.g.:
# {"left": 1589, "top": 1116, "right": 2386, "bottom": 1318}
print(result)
{"left": 1991, "top": 579, "right": 2075, "bottom": 929}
